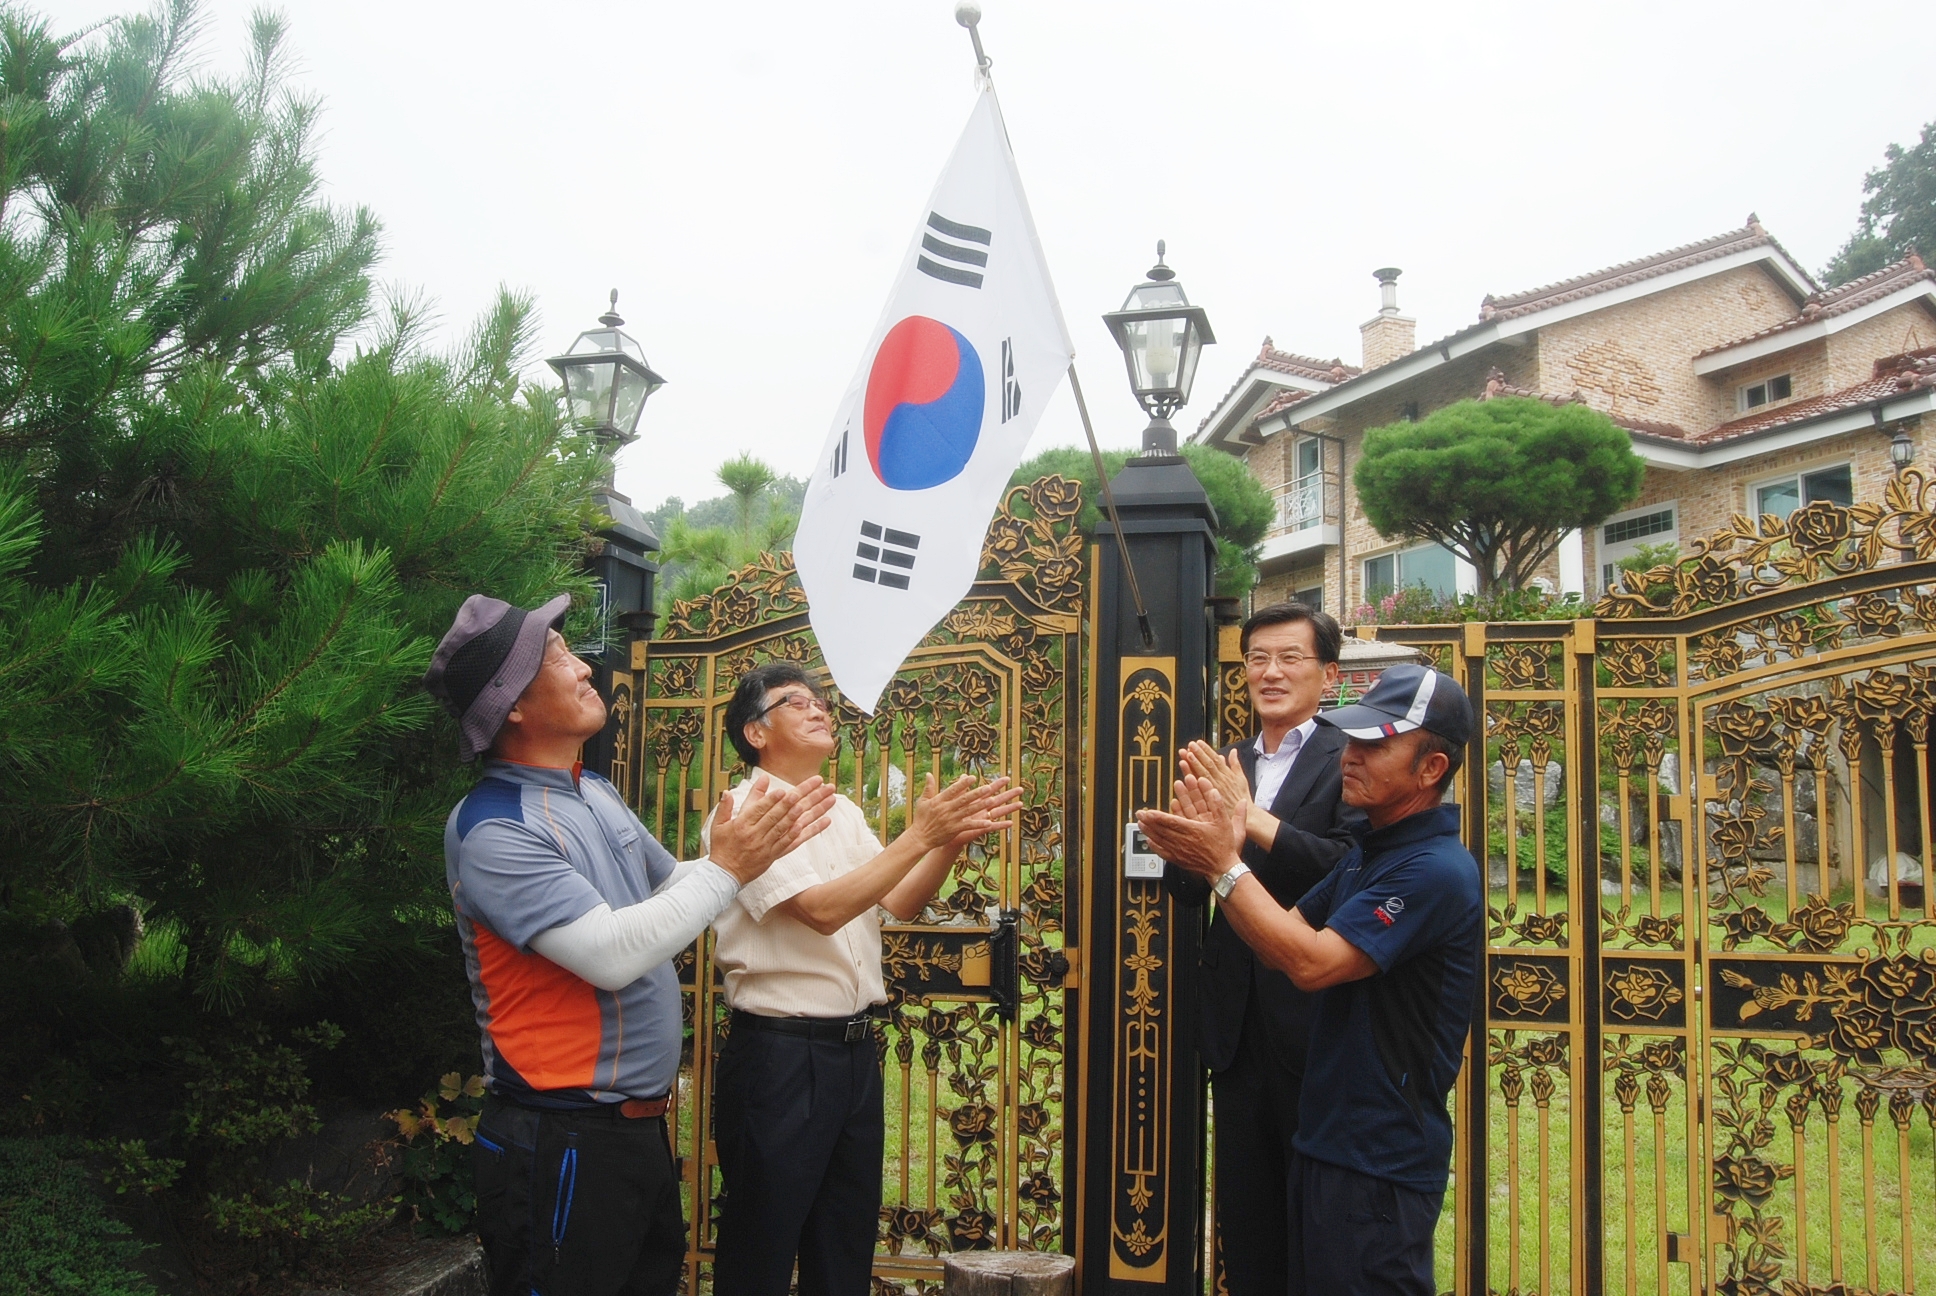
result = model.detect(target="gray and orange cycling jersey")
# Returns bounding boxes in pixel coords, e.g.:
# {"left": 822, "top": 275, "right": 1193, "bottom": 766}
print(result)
{"left": 444, "top": 760, "right": 682, "bottom": 1107}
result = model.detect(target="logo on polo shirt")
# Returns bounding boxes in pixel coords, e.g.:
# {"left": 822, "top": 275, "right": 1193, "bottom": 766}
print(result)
{"left": 1374, "top": 895, "right": 1406, "bottom": 927}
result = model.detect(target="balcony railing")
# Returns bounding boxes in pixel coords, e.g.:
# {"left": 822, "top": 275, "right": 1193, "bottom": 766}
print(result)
{"left": 1270, "top": 473, "right": 1337, "bottom": 536}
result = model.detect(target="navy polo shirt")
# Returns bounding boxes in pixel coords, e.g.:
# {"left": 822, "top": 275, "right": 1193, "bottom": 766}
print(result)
{"left": 1292, "top": 803, "right": 1481, "bottom": 1194}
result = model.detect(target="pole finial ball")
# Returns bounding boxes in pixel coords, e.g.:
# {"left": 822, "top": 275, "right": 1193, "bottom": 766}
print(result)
{"left": 1156, "top": 239, "right": 1166, "bottom": 261}
{"left": 955, "top": 2, "right": 982, "bottom": 28}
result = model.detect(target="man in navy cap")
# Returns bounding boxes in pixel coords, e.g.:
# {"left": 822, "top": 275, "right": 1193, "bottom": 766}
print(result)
{"left": 1137, "top": 663, "right": 1481, "bottom": 1296}
{"left": 424, "top": 593, "right": 836, "bottom": 1296}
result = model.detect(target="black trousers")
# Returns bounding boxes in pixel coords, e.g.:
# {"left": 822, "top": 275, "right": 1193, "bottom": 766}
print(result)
{"left": 1211, "top": 997, "right": 1305, "bottom": 1296}
{"left": 1286, "top": 1151, "right": 1441, "bottom": 1296}
{"left": 472, "top": 1097, "right": 685, "bottom": 1296}
{"left": 711, "top": 1015, "right": 884, "bottom": 1296}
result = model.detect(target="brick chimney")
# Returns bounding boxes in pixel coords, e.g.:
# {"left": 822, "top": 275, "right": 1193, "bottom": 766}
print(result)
{"left": 1359, "top": 267, "right": 1416, "bottom": 371}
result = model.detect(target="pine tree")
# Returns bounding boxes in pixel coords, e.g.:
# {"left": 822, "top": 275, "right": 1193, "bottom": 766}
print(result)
{"left": 0, "top": 2, "right": 604, "bottom": 1014}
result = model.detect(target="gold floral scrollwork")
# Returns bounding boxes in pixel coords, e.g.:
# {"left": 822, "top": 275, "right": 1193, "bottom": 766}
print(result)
{"left": 1720, "top": 955, "right": 1936, "bottom": 1065}
{"left": 1600, "top": 637, "right": 1672, "bottom": 687}
{"left": 1491, "top": 641, "right": 1554, "bottom": 689}
{"left": 1605, "top": 963, "right": 1685, "bottom": 1022}
{"left": 1597, "top": 467, "right": 1936, "bottom": 618}
{"left": 1493, "top": 961, "right": 1567, "bottom": 1016}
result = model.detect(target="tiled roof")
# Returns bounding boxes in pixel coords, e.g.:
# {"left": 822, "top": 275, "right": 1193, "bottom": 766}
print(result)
{"left": 1693, "top": 254, "right": 1936, "bottom": 359}
{"left": 1691, "top": 351, "right": 1936, "bottom": 445}
{"left": 1197, "top": 338, "right": 1355, "bottom": 435}
{"left": 1254, "top": 338, "right": 1358, "bottom": 383}
{"left": 1478, "top": 216, "right": 1814, "bottom": 323}
{"left": 1256, "top": 386, "right": 1318, "bottom": 419}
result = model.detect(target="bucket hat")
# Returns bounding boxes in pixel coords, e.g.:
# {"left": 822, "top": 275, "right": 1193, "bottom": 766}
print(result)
{"left": 423, "top": 593, "right": 571, "bottom": 761}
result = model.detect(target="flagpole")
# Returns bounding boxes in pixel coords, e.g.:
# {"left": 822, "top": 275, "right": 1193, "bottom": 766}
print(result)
{"left": 954, "top": 3, "right": 1158, "bottom": 650}
{"left": 1067, "top": 365, "right": 1157, "bottom": 649}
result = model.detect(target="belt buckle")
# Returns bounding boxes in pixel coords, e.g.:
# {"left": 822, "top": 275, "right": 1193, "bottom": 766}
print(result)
{"left": 843, "top": 1018, "right": 869, "bottom": 1044}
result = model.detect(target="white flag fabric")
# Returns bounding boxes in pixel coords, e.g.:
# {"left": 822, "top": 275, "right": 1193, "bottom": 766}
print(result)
{"left": 795, "top": 87, "right": 1075, "bottom": 713}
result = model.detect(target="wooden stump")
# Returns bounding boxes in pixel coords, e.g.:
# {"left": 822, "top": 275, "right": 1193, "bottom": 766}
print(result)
{"left": 943, "top": 1250, "right": 1076, "bottom": 1296}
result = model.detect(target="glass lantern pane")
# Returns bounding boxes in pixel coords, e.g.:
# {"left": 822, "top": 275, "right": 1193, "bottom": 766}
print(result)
{"left": 1173, "top": 318, "right": 1202, "bottom": 402}
{"left": 610, "top": 367, "right": 651, "bottom": 436}
{"left": 569, "top": 328, "right": 624, "bottom": 356}
{"left": 1137, "top": 317, "right": 1187, "bottom": 393}
{"left": 565, "top": 360, "right": 616, "bottom": 427}
{"left": 1123, "top": 281, "right": 1185, "bottom": 310}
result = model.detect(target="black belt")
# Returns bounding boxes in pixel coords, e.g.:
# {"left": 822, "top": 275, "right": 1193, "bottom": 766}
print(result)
{"left": 731, "top": 1007, "right": 885, "bottom": 1044}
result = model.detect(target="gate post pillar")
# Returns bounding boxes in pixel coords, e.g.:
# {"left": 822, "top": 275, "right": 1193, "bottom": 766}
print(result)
{"left": 1072, "top": 449, "right": 1216, "bottom": 1295}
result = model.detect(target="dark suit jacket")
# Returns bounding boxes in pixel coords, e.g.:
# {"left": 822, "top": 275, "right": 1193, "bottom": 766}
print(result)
{"left": 1164, "top": 725, "right": 1362, "bottom": 1075}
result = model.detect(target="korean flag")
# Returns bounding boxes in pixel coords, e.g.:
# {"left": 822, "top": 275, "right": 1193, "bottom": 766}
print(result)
{"left": 795, "top": 87, "right": 1074, "bottom": 713}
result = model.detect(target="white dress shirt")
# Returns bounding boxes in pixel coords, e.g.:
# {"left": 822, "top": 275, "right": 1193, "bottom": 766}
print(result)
{"left": 1251, "top": 716, "right": 1318, "bottom": 811}
{"left": 704, "top": 773, "right": 889, "bottom": 1018}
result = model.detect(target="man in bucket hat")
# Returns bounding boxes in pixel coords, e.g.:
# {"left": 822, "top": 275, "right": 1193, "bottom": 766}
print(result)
{"left": 1137, "top": 663, "right": 1482, "bottom": 1296}
{"left": 425, "top": 593, "right": 836, "bottom": 1296}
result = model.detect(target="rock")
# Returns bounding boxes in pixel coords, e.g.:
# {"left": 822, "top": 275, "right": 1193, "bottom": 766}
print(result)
{"left": 1599, "top": 804, "right": 1619, "bottom": 829}
{"left": 1487, "top": 855, "right": 1512, "bottom": 887}
{"left": 1488, "top": 759, "right": 1563, "bottom": 811}
{"left": 1656, "top": 752, "right": 1680, "bottom": 795}
{"left": 1791, "top": 811, "right": 1819, "bottom": 866}
{"left": 945, "top": 1250, "right": 1075, "bottom": 1296}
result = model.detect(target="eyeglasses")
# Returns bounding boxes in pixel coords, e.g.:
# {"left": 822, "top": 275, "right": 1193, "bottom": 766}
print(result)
{"left": 756, "top": 692, "right": 831, "bottom": 720}
{"left": 1244, "top": 651, "right": 1317, "bottom": 672}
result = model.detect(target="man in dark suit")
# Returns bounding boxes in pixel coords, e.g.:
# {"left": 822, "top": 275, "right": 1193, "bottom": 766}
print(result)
{"left": 1165, "top": 601, "right": 1361, "bottom": 1296}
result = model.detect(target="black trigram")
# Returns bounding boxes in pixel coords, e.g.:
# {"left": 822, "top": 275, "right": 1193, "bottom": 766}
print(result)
{"left": 917, "top": 212, "right": 990, "bottom": 289}
{"left": 831, "top": 425, "right": 849, "bottom": 479}
{"left": 853, "top": 521, "right": 918, "bottom": 590}
{"left": 1001, "top": 338, "right": 1020, "bottom": 423}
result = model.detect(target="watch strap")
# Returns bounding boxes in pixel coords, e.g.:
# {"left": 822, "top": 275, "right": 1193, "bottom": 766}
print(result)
{"left": 1213, "top": 862, "right": 1252, "bottom": 899}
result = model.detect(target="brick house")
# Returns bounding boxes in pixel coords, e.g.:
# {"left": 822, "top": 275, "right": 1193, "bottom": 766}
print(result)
{"left": 1191, "top": 218, "right": 1936, "bottom": 618}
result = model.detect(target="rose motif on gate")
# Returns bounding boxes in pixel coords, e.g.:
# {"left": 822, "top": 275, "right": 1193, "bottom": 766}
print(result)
{"left": 954, "top": 718, "right": 999, "bottom": 763}
{"left": 1030, "top": 475, "right": 1083, "bottom": 516}
{"left": 1493, "top": 962, "right": 1566, "bottom": 1016}
{"left": 1607, "top": 964, "right": 1685, "bottom": 1022}
{"left": 1711, "top": 1154, "right": 1779, "bottom": 1209}
{"left": 1021, "top": 1170, "right": 1061, "bottom": 1205}
{"left": 1638, "top": 1038, "right": 1685, "bottom": 1077}
{"left": 949, "top": 1206, "right": 997, "bottom": 1251}
{"left": 1681, "top": 555, "right": 1739, "bottom": 607}
{"left": 1771, "top": 896, "right": 1853, "bottom": 953}
{"left": 1847, "top": 592, "right": 1904, "bottom": 637}
{"left": 1628, "top": 913, "right": 1684, "bottom": 948}
{"left": 1693, "top": 633, "right": 1745, "bottom": 679}
{"left": 881, "top": 1205, "right": 948, "bottom": 1256}
{"left": 1760, "top": 1050, "right": 1812, "bottom": 1089}
{"left": 1787, "top": 500, "right": 1852, "bottom": 558}
{"left": 948, "top": 1103, "right": 998, "bottom": 1148}
{"left": 1717, "top": 905, "right": 1776, "bottom": 950}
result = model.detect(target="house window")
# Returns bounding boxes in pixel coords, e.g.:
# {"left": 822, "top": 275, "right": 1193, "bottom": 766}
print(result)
{"left": 1598, "top": 503, "right": 1677, "bottom": 592}
{"left": 1752, "top": 465, "right": 1852, "bottom": 521}
{"left": 1739, "top": 374, "right": 1793, "bottom": 411}
{"left": 1279, "top": 437, "right": 1325, "bottom": 531}
{"left": 1295, "top": 585, "right": 1324, "bottom": 613}
{"left": 1400, "top": 401, "right": 1420, "bottom": 423}
{"left": 1364, "top": 543, "right": 1457, "bottom": 600}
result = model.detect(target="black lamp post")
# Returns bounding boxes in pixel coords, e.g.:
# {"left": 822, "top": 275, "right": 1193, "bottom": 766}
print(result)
{"left": 546, "top": 292, "right": 665, "bottom": 779}
{"left": 1101, "top": 241, "right": 1216, "bottom": 454}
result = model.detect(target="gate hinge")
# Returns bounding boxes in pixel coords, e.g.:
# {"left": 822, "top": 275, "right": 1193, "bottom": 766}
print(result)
{"left": 1664, "top": 1232, "right": 1693, "bottom": 1263}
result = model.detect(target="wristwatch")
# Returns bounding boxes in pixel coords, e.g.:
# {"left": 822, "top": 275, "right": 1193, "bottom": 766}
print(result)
{"left": 1212, "top": 862, "right": 1252, "bottom": 900}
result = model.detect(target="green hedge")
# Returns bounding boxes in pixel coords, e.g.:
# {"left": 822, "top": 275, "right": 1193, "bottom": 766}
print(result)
{"left": 0, "top": 1138, "right": 153, "bottom": 1296}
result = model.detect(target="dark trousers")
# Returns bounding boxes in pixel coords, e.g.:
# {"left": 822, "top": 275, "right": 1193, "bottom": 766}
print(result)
{"left": 1212, "top": 999, "right": 1304, "bottom": 1296}
{"left": 472, "top": 1098, "right": 685, "bottom": 1296}
{"left": 712, "top": 1015, "right": 884, "bottom": 1296}
{"left": 1286, "top": 1151, "right": 1441, "bottom": 1296}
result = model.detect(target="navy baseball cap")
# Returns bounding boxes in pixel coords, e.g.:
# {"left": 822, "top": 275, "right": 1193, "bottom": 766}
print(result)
{"left": 1316, "top": 662, "right": 1472, "bottom": 748}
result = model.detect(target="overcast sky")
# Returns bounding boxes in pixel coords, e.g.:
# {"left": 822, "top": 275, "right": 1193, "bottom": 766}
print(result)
{"left": 60, "top": 0, "right": 1932, "bottom": 513}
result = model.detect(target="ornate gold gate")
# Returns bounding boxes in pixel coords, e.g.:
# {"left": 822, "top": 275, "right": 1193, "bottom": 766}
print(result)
{"left": 607, "top": 477, "right": 1087, "bottom": 1293}
{"left": 1341, "top": 474, "right": 1936, "bottom": 1295}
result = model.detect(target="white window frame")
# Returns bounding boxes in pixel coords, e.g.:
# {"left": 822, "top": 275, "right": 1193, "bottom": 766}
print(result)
{"left": 1362, "top": 541, "right": 1462, "bottom": 602}
{"left": 1748, "top": 462, "right": 1853, "bottom": 521}
{"left": 1597, "top": 501, "right": 1679, "bottom": 594}
{"left": 1737, "top": 373, "right": 1794, "bottom": 413}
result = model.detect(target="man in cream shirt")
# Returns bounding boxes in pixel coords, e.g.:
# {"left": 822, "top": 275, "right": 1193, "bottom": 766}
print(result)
{"left": 703, "top": 662, "right": 1021, "bottom": 1296}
